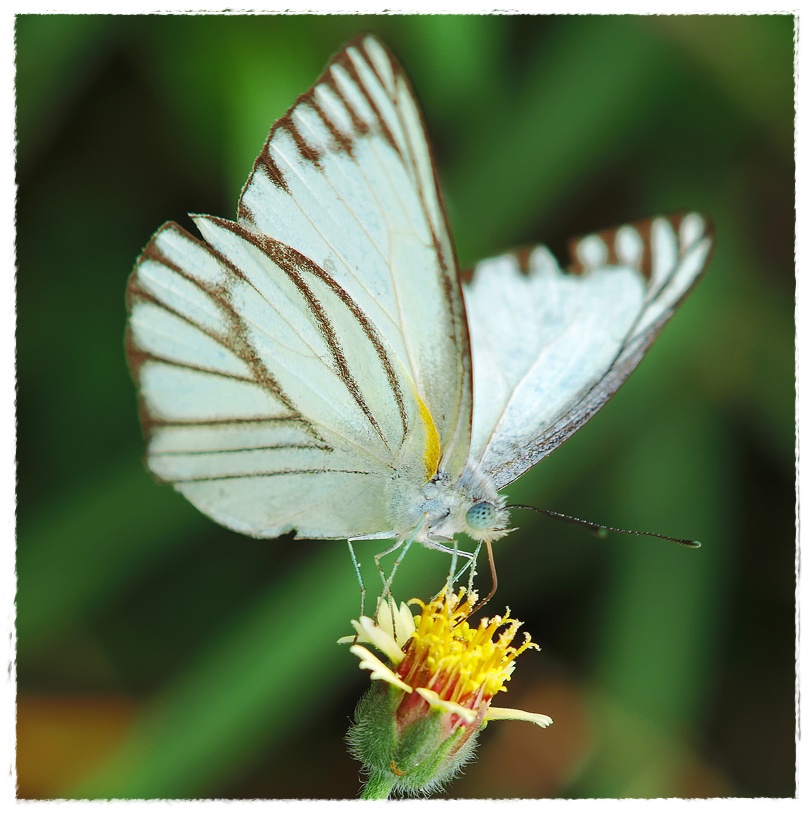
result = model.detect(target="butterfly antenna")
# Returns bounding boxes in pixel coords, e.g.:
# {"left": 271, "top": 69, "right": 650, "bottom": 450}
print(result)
{"left": 507, "top": 505, "right": 701, "bottom": 548}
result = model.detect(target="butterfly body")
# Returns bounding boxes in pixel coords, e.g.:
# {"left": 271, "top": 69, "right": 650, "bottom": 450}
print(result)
{"left": 126, "top": 35, "right": 713, "bottom": 555}
{"left": 384, "top": 461, "right": 508, "bottom": 547}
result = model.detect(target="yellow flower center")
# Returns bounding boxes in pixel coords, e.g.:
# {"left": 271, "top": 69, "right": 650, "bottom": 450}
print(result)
{"left": 397, "top": 588, "right": 538, "bottom": 708}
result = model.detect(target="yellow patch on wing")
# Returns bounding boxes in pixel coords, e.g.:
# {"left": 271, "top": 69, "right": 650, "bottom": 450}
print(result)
{"left": 415, "top": 392, "right": 441, "bottom": 481}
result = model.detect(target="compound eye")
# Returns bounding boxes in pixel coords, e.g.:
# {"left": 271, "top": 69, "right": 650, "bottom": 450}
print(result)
{"left": 466, "top": 501, "right": 496, "bottom": 531}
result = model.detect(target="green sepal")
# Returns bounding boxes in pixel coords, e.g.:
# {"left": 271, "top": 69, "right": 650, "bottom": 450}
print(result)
{"left": 347, "top": 681, "right": 481, "bottom": 798}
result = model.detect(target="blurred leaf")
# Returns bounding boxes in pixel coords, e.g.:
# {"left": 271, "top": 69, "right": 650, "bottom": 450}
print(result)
{"left": 398, "top": 14, "right": 507, "bottom": 117}
{"left": 446, "top": 17, "right": 675, "bottom": 259}
{"left": 575, "top": 404, "right": 732, "bottom": 796}
{"left": 15, "top": 15, "right": 124, "bottom": 170}
{"left": 646, "top": 15, "right": 794, "bottom": 151}
{"left": 17, "top": 459, "right": 205, "bottom": 652}
{"left": 69, "top": 542, "right": 359, "bottom": 798}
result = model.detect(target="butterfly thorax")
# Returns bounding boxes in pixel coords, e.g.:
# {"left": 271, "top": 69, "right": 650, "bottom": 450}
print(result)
{"left": 385, "top": 460, "right": 510, "bottom": 547}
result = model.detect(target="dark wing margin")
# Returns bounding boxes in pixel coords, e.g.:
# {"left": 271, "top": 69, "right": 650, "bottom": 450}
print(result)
{"left": 464, "top": 213, "right": 715, "bottom": 490}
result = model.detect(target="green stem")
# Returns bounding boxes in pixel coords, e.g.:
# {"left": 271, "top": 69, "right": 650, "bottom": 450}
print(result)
{"left": 360, "top": 771, "right": 397, "bottom": 800}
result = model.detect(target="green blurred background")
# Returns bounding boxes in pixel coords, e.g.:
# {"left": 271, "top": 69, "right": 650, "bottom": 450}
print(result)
{"left": 15, "top": 13, "right": 795, "bottom": 799}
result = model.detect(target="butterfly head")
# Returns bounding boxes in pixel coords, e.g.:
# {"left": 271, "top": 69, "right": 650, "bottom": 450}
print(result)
{"left": 447, "top": 461, "right": 509, "bottom": 542}
{"left": 466, "top": 501, "right": 497, "bottom": 530}
{"left": 463, "top": 500, "right": 510, "bottom": 542}
{"left": 424, "top": 463, "right": 509, "bottom": 544}
{"left": 419, "top": 492, "right": 510, "bottom": 546}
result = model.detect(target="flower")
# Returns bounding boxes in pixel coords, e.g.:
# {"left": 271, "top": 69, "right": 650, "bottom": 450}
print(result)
{"left": 341, "top": 588, "right": 552, "bottom": 798}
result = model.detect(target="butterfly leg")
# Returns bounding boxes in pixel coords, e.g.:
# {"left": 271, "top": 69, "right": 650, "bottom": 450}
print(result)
{"left": 374, "top": 512, "right": 437, "bottom": 621}
{"left": 443, "top": 539, "right": 460, "bottom": 603}
{"left": 346, "top": 539, "right": 366, "bottom": 619}
{"left": 423, "top": 536, "right": 475, "bottom": 572}
{"left": 419, "top": 536, "right": 478, "bottom": 606}
{"left": 347, "top": 531, "right": 398, "bottom": 620}
{"left": 373, "top": 537, "right": 407, "bottom": 616}
{"left": 442, "top": 539, "right": 481, "bottom": 591}
{"left": 463, "top": 539, "right": 484, "bottom": 598}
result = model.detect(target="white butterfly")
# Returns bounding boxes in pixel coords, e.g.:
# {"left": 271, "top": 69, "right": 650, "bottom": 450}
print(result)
{"left": 126, "top": 35, "right": 713, "bottom": 580}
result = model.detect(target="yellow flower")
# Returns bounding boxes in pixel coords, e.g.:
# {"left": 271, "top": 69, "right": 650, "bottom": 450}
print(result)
{"left": 342, "top": 589, "right": 552, "bottom": 798}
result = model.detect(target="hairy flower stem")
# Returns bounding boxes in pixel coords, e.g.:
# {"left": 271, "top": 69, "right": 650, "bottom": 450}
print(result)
{"left": 360, "top": 771, "right": 397, "bottom": 800}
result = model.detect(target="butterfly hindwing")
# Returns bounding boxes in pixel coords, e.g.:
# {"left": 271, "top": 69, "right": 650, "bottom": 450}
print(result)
{"left": 127, "top": 221, "right": 403, "bottom": 539}
{"left": 464, "top": 213, "right": 714, "bottom": 490}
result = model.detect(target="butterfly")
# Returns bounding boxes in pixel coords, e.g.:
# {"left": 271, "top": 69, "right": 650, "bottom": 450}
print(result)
{"left": 126, "top": 34, "right": 713, "bottom": 596}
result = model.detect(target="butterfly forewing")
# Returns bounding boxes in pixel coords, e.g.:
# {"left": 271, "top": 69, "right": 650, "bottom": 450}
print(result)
{"left": 126, "top": 36, "right": 475, "bottom": 539}
{"left": 237, "top": 34, "right": 472, "bottom": 478}
{"left": 464, "top": 213, "right": 713, "bottom": 490}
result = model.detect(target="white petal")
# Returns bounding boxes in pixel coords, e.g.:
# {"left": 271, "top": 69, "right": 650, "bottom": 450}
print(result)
{"left": 415, "top": 688, "right": 477, "bottom": 724}
{"left": 351, "top": 616, "right": 406, "bottom": 664}
{"left": 350, "top": 644, "right": 412, "bottom": 693}
{"left": 484, "top": 706, "right": 553, "bottom": 727}
{"left": 389, "top": 597, "right": 417, "bottom": 646}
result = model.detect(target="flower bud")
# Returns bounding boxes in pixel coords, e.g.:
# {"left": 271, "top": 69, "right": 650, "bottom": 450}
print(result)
{"left": 341, "top": 589, "right": 553, "bottom": 798}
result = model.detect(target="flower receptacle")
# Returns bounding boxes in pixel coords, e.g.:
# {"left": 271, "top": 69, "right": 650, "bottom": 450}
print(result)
{"left": 348, "top": 679, "right": 482, "bottom": 798}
